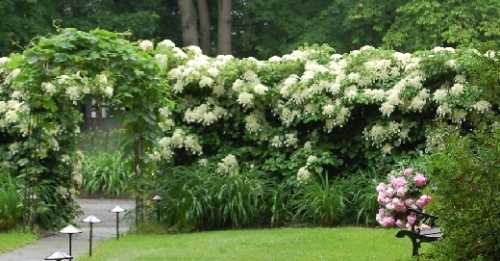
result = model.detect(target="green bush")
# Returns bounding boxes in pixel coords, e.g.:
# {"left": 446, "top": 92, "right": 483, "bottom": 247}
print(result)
{"left": 0, "top": 170, "right": 22, "bottom": 230}
{"left": 427, "top": 126, "right": 500, "bottom": 260}
{"left": 82, "top": 151, "right": 131, "bottom": 196}
{"left": 293, "top": 176, "right": 346, "bottom": 226}
{"left": 156, "top": 165, "right": 269, "bottom": 231}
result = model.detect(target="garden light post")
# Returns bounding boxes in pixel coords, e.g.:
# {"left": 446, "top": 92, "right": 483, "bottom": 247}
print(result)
{"left": 44, "top": 251, "right": 73, "bottom": 261}
{"left": 83, "top": 215, "right": 101, "bottom": 257}
{"left": 111, "top": 206, "right": 125, "bottom": 240}
{"left": 59, "top": 225, "right": 82, "bottom": 256}
{"left": 152, "top": 195, "right": 162, "bottom": 222}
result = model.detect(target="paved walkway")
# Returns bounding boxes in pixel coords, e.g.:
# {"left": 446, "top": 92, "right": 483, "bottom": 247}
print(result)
{"left": 0, "top": 198, "right": 134, "bottom": 261}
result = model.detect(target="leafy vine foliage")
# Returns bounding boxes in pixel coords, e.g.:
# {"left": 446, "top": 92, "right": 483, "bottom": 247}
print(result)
{"left": 0, "top": 29, "right": 169, "bottom": 228}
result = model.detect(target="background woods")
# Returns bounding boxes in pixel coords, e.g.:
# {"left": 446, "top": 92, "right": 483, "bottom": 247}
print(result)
{"left": 1, "top": 0, "right": 498, "bottom": 58}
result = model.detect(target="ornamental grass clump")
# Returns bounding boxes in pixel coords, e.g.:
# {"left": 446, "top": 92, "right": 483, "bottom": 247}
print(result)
{"left": 376, "top": 168, "right": 431, "bottom": 229}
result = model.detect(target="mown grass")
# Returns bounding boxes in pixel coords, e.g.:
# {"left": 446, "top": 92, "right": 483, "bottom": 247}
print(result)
{"left": 78, "top": 227, "right": 426, "bottom": 261}
{"left": 0, "top": 231, "right": 37, "bottom": 253}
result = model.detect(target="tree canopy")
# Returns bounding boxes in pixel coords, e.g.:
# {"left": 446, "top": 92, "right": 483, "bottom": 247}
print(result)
{"left": 1, "top": 0, "right": 499, "bottom": 58}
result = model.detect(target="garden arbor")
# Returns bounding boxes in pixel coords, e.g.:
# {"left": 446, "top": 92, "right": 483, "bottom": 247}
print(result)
{"left": 0, "top": 29, "right": 169, "bottom": 228}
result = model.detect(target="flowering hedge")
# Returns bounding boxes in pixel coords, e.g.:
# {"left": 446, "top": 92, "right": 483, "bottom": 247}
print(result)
{"left": 148, "top": 41, "right": 497, "bottom": 185}
{"left": 0, "top": 29, "right": 498, "bottom": 228}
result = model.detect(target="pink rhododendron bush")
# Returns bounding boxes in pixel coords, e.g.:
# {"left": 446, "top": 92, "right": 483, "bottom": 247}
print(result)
{"left": 376, "top": 168, "right": 431, "bottom": 229}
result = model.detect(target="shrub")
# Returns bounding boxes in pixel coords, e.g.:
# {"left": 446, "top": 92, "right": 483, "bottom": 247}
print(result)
{"left": 426, "top": 126, "right": 500, "bottom": 260}
{"left": 0, "top": 170, "right": 22, "bottom": 230}
{"left": 81, "top": 151, "right": 131, "bottom": 196}
{"left": 293, "top": 176, "right": 346, "bottom": 226}
{"left": 155, "top": 163, "right": 269, "bottom": 231}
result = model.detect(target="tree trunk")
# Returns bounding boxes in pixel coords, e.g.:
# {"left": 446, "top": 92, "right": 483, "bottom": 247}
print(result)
{"left": 177, "top": 0, "right": 199, "bottom": 46}
{"left": 217, "top": 0, "right": 232, "bottom": 54}
{"left": 197, "top": 0, "right": 211, "bottom": 54}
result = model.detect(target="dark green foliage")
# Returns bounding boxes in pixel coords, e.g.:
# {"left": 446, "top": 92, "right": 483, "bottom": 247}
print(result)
{"left": 81, "top": 151, "right": 131, "bottom": 196}
{"left": 293, "top": 176, "right": 347, "bottom": 226}
{"left": 155, "top": 167, "right": 268, "bottom": 231}
{"left": 0, "top": 170, "right": 21, "bottom": 230}
{"left": 426, "top": 127, "right": 500, "bottom": 260}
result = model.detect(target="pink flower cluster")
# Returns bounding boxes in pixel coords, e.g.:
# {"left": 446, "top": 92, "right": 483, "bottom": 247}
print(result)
{"left": 376, "top": 168, "right": 431, "bottom": 229}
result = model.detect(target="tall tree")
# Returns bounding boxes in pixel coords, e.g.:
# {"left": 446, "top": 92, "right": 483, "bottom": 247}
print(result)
{"left": 197, "top": 0, "right": 211, "bottom": 54}
{"left": 177, "top": 0, "right": 199, "bottom": 46}
{"left": 217, "top": 0, "right": 232, "bottom": 54}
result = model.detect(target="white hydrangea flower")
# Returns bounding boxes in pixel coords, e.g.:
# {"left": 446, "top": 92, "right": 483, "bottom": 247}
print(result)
{"left": 322, "top": 104, "right": 335, "bottom": 116}
{"left": 306, "top": 155, "right": 318, "bottom": 166}
{"left": 436, "top": 103, "right": 452, "bottom": 117}
{"left": 380, "top": 102, "right": 395, "bottom": 117}
{"left": 471, "top": 101, "right": 491, "bottom": 114}
{"left": 284, "top": 133, "right": 298, "bottom": 147}
{"left": 297, "top": 167, "right": 312, "bottom": 183}
{"left": 245, "top": 113, "right": 261, "bottom": 133}
{"left": 199, "top": 76, "right": 214, "bottom": 88}
{"left": 139, "top": 40, "right": 154, "bottom": 50}
{"left": 0, "top": 57, "right": 9, "bottom": 68}
{"left": 41, "top": 82, "right": 56, "bottom": 95}
{"left": 382, "top": 144, "right": 393, "bottom": 155}
{"left": 217, "top": 154, "right": 239, "bottom": 174}
{"left": 271, "top": 136, "right": 283, "bottom": 148}
{"left": 450, "top": 83, "right": 464, "bottom": 95}
{"left": 237, "top": 92, "right": 254, "bottom": 108}
{"left": 158, "top": 39, "right": 176, "bottom": 49}
{"left": 433, "top": 89, "right": 448, "bottom": 103}
{"left": 253, "top": 83, "right": 268, "bottom": 95}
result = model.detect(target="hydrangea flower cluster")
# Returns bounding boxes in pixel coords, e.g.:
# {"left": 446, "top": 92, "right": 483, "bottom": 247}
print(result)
{"left": 148, "top": 40, "right": 496, "bottom": 167}
{"left": 376, "top": 168, "right": 431, "bottom": 229}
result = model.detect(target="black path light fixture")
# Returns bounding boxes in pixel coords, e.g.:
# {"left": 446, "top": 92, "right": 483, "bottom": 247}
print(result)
{"left": 152, "top": 195, "right": 162, "bottom": 223}
{"left": 44, "top": 251, "right": 73, "bottom": 261}
{"left": 83, "top": 215, "right": 101, "bottom": 257}
{"left": 59, "top": 225, "right": 82, "bottom": 256}
{"left": 110, "top": 205, "right": 125, "bottom": 240}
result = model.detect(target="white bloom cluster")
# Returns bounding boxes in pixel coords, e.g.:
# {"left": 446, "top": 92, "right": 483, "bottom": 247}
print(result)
{"left": 217, "top": 154, "right": 239, "bottom": 175}
{"left": 296, "top": 166, "right": 312, "bottom": 183}
{"left": 156, "top": 128, "right": 202, "bottom": 159}
{"left": 139, "top": 40, "right": 154, "bottom": 50}
{"left": 0, "top": 100, "right": 29, "bottom": 127}
{"left": 184, "top": 103, "right": 227, "bottom": 126}
{"left": 364, "top": 121, "right": 410, "bottom": 154}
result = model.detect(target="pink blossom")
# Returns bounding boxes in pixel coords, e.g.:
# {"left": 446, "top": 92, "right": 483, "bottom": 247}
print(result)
{"left": 396, "top": 219, "right": 407, "bottom": 228}
{"left": 384, "top": 187, "right": 395, "bottom": 197}
{"left": 376, "top": 183, "right": 387, "bottom": 192}
{"left": 416, "top": 195, "right": 432, "bottom": 208}
{"left": 385, "top": 202, "right": 395, "bottom": 210}
{"left": 393, "top": 198, "right": 407, "bottom": 212}
{"left": 404, "top": 168, "right": 413, "bottom": 177}
{"left": 377, "top": 194, "right": 390, "bottom": 205}
{"left": 396, "top": 187, "right": 406, "bottom": 197}
{"left": 414, "top": 173, "right": 427, "bottom": 187}
{"left": 380, "top": 216, "right": 396, "bottom": 227}
{"left": 391, "top": 176, "right": 407, "bottom": 189}
{"left": 404, "top": 198, "right": 416, "bottom": 208}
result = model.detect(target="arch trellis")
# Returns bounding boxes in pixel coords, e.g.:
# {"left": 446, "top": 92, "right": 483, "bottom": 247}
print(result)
{"left": 0, "top": 29, "right": 169, "bottom": 228}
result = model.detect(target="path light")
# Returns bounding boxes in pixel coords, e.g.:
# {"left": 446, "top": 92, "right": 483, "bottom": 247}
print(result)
{"left": 111, "top": 206, "right": 125, "bottom": 240}
{"left": 59, "top": 225, "right": 82, "bottom": 256}
{"left": 83, "top": 215, "right": 101, "bottom": 257}
{"left": 44, "top": 251, "right": 73, "bottom": 261}
{"left": 152, "top": 195, "right": 162, "bottom": 222}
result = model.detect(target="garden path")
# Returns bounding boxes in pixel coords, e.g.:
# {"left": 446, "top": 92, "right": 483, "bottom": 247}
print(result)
{"left": 0, "top": 198, "right": 135, "bottom": 261}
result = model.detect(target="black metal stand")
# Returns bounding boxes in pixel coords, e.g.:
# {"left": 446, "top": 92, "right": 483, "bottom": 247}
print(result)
{"left": 116, "top": 213, "right": 120, "bottom": 240}
{"left": 68, "top": 234, "right": 73, "bottom": 256}
{"left": 89, "top": 223, "right": 94, "bottom": 256}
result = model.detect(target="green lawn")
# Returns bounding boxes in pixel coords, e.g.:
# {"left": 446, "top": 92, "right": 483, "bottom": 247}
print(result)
{"left": 0, "top": 231, "right": 37, "bottom": 254}
{"left": 78, "top": 227, "right": 422, "bottom": 261}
